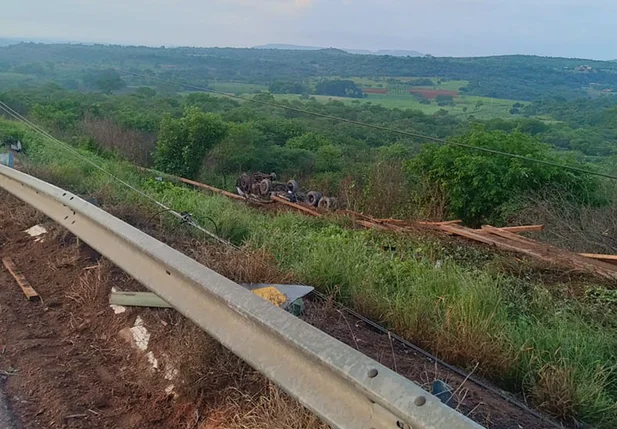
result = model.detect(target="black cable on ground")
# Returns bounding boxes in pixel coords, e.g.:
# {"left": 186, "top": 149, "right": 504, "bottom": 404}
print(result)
{"left": 310, "top": 290, "right": 565, "bottom": 429}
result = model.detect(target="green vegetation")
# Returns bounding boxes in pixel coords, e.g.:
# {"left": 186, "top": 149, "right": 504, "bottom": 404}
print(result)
{"left": 2, "top": 43, "right": 617, "bottom": 426}
{"left": 154, "top": 107, "right": 228, "bottom": 179}
{"left": 409, "top": 129, "right": 600, "bottom": 225}
{"left": 5, "top": 118, "right": 616, "bottom": 428}
{"left": 4, "top": 43, "right": 617, "bottom": 99}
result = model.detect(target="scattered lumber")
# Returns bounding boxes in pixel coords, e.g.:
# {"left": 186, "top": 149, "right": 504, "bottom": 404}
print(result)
{"left": 175, "top": 177, "right": 245, "bottom": 201}
{"left": 442, "top": 224, "right": 617, "bottom": 281}
{"left": 271, "top": 195, "right": 321, "bottom": 217}
{"left": 579, "top": 253, "right": 617, "bottom": 266}
{"left": 495, "top": 225, "right": 544, "bottom": 233}
{"left": 141, "top": 172, "right": 617, "bottom": 281}
{"left": 2, "top": 257, "right": 40, "bottom": 301}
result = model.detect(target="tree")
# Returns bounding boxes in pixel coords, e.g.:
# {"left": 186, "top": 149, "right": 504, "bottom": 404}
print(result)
{"left": 208, "top": 123, "right": 264, "bottom": 176}
{"left": 83, "top": 69, "right": 126, "bottom": 94}
{"left": 315, "top": 144, "right": 343, "bottom": 172}
{"left": 268, "top": 81, "right": 309, "bottom": 94}
{"left": 315, "top": 79, "right": 364, "bottom": 98}
{"left": 286, "top": 133, "right": 331, "bottom": 151}
{"left": 134, "top": 87, "right": 157, "bottom": 98}
{"left": 154, "top": 107, "right": 228, "bottom": 178}
{"left": 406, "top": 129, "right": 598, "bottom": 225}
{"left": 436, "top": 94, "right": 454, "bottom": 106}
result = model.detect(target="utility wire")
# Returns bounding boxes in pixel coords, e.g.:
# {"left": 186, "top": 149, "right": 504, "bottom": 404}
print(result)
{"left": 0, "top": 100, "right": 237, "bottom": 249}
{"left": 29, "top": 47, "right": 617, "bottom": 181}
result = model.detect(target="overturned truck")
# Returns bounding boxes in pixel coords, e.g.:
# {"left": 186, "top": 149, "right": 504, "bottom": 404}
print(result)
{"left": 236, "top": 172, "right": 338, "bottom": 210}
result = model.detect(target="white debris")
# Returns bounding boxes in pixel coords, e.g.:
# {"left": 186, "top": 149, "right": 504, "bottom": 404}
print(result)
{"left": 164, "top": 365, "right": 178, "bottom": 381}
{"left": 164, "top": 384, "right": 175, "bottom": 395}
{"left": 24, "top": 225, "right": 47, "bottom": 242}
{"left": 146, "top": 351, "right": 159, "bottom": 370}
{"left": 130, "top": 316, "right": 150, "bottom": 351}
{"left": 110, "top": 287, "right": 126, "bottom": 314}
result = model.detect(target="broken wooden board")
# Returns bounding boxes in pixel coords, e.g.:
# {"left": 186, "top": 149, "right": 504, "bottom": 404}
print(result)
{"left": 2, "top": 257, "right": 39, "bottom": 301}
{"left": 579, "top": 253, "right": 617, "bottom": 266}
{"left": 271, "top": 195, "right": 321, "bottom": 217}
{"left": 442, "top": 224, "right": 617, "bottom": 281}
{"left": 496, "top": 225, "right": 544, "bottom": 233}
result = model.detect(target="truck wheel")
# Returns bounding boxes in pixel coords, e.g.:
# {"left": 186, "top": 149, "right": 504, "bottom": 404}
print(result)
{"left": 238, "top": 174, "right": 252, "bottom": 194}
{"left": 307, "top": 191, "right": 322, "bottom": 207}
{"left": 318, "top": 196, "right": 329, "bottom": 210}
{"left": 326, "top": 197, "right": 339, "bottom": 211}
{"left": 260, "top": 178, "right": 272, "bottom": 196}
{"left": 287, "top": 180, "right": 299, "bottom": 193}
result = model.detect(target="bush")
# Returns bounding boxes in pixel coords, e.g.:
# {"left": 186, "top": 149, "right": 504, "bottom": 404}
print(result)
{"left": 154, "top": 107, "right": 227, "bottom": 179}
{"left": 406, "top": 128, "right": 601, "bottom": 225}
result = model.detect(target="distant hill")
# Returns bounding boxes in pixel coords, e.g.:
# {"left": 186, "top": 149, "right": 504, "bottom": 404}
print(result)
{"left": 254, "top": 44, "right": 423, "bottom": 57}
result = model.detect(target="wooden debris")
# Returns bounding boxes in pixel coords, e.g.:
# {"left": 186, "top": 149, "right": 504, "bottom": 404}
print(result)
{"left": 2, "top": 257, "right": 39, "bottom": 301}
{"left": 579, "top": 253, "right": 617, "bottom": 266}
{"left": 271, "top": 195, "right": 321, "bottom": 217}
{"left": 176, "top": 176, "right": 246, "bottom": 201}
{"left": 495, "top": 225, "right": 544, "bottom": 233}
{"left": 442, "top": 224, "right": 617, "bottom": 281}
{"left": 141, "top": 172, "right": 617, "bottom": 281}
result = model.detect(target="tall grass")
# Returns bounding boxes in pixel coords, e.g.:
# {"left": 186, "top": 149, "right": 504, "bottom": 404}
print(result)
{"left": 8, "top": 119, "right": 617, "bottom": 427}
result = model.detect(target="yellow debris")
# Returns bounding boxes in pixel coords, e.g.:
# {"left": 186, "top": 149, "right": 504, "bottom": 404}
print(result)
{"left": 252, "top": 286, "right": 287, "bottom": 307}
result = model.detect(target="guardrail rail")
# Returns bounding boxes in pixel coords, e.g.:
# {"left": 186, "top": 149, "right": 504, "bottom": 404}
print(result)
{"left": 0, "top": 164, "right": 484, "bottom": 429}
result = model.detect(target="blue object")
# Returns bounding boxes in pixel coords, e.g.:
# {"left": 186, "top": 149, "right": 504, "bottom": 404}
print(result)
{"left": 0, "top": 153, "right": 14, "bottom": 168}
{"left": 432, "top": 380, "right": 454, "bottom": 407}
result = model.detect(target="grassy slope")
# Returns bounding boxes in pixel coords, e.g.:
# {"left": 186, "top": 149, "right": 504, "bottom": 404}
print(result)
{"left": 5, "top": 119, "right": 617, "bottom": 427}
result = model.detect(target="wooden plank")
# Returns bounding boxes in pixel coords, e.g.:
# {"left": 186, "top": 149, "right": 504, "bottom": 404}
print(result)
{"left": 271, "top": 195, "right": 322, "bottom": 217}
{"left": 496, "top": 225, "right": 544, "bottom": 233}
{"left": 136, "top": 166, "right": 245, "bottom": 201}
{"left": 481, "top": 226, "right": 544, "bottom": 246}
{"left": 580, "top": 253, "right": 617, "bottom": 265}
{"left": 416, "top": 220, "right": 463, "bottom": 226}
{"left": 444, "top": 224, "right": 617, "bottom": 280}
{"left": 110, "top": 291, "right": 171, "bottom": 308}
{"left": 2, "top": 257, "right": 39, "bottom": 301}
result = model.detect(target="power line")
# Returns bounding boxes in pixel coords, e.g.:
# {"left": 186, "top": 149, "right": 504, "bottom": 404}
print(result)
{"left": 29, "top": 47, "right": 617, "bottom": 181}
{"left": 0, "top": 100, "right": 238, "bottom": 248}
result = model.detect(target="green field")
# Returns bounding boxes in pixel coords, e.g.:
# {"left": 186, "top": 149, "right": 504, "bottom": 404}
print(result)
{"left": 210, "top": 81, "right": 267, "bottom": 94}
{"left": 272, "top": 92, "right": 524, "bottom": 120}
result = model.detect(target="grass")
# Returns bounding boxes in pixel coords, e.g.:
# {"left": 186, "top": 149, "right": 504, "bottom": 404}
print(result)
{"left": 6, "top": 118, "right": 617, "bottom": 427}
{"left": 210, "top": 81, "right": 268, "bottom": 94}
{"left": 271, "top": 93, "right": 524, "bottom": 120}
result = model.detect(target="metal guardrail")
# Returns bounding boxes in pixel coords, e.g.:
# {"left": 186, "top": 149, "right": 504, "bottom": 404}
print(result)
{"left": 0, "top": 165, "right": 484, "bottom": 429}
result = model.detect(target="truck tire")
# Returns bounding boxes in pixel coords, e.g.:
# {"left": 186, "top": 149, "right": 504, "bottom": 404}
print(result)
{"left": 238, "top": 174, "right": 252, "bottom": 194}
{"left": 287, "top": 180, "right": 299, "bottom": 193}
{"left": 259, "top": 178, "right": 272, "bottom": 196}
{"left": 307, "top": 191, "right": 322, "bottom": 207}
{"left": 318, "top": 196, "right": 329, "bottom": 210}
{"left": 326, "top": 197, "right": 339, "bottom": 211}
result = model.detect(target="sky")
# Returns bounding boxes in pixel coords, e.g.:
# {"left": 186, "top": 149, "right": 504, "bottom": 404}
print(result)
{"left": 1, "top": 0, "right": 616, "bottom": 59}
